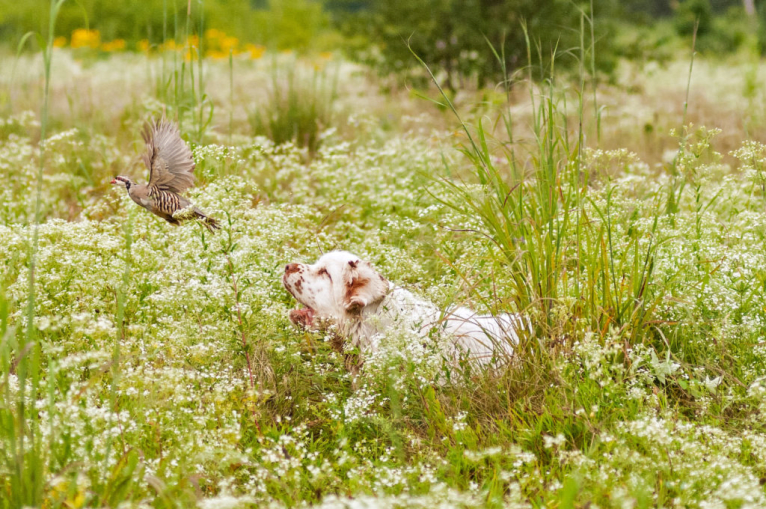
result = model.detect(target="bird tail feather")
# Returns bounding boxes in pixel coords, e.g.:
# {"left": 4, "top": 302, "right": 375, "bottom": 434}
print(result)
{"left": 194, "top": 209, "right": 221, "bottom": 233}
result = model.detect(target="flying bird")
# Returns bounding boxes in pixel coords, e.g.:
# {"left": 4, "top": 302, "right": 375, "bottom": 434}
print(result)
{"left": 111, "top": 118, "right": 220, "bottom": 232}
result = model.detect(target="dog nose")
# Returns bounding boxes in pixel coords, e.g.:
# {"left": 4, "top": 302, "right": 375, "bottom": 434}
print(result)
{"left": 285, "top": 263, "right": 300, "bottom": 275}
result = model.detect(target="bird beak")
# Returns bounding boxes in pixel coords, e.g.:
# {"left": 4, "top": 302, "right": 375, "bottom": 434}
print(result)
{"left": 110, "top": 178, "right": 118, "bottom": 185}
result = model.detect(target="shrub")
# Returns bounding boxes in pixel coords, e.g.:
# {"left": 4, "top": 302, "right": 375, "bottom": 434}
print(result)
{"left": 247, "top": 58, "right": 338, "bottom": 153}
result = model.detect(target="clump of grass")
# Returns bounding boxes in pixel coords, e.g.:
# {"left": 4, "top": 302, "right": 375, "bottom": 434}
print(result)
{"left": 248, "top": 56, "right": 338, "bottom": 154}
{"left": 147, "top": 0, "right": 214, "bottom": 143}
{"left": 2, "top": 1, "right": 67, "bottom": 507}
{"left": 416, "top": 25, "right": 666, "bottom": 358}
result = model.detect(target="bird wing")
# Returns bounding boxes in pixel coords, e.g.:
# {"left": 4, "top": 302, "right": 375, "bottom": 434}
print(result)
{"left": 142, "top": 118, "right": 196, "bottom": 194}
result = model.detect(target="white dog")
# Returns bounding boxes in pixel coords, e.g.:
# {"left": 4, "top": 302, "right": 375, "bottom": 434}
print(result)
{"left": 282, "top": 250, "right": 525, "bottom": 368}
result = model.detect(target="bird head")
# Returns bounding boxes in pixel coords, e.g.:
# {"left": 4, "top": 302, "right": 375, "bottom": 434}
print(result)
{"left": 111, "top": 175, "right": 133, "bottom": 190}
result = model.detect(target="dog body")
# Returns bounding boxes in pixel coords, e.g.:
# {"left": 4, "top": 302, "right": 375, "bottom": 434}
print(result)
{"left": 283, "top": 251, "right": 523, "bottom": 366}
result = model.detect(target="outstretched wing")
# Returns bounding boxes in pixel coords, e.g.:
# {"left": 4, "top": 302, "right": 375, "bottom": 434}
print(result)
{"left": 142, "top": 118, "right": 196, "bottom": 194}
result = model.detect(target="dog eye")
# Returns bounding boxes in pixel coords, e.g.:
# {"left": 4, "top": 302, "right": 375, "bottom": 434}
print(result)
{"left": 318, "top": 268, "right": 330, "bottom": 277}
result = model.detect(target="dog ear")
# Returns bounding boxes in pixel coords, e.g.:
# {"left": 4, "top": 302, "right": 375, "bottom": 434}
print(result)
{"left": 343, "top": 259, "right": 388, "bottom": 313}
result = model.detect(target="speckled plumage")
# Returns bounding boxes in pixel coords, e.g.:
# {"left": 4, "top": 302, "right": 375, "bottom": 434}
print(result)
{"left": 111, "top": 118, "right": 219, "bottom": 232}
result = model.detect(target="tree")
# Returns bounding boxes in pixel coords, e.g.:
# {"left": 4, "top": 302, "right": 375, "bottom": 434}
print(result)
{"left": 334, "top": 0, "right": 619, "bottom": 88}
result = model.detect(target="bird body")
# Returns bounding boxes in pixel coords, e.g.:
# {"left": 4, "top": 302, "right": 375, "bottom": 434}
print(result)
{"left": 111, "top": 118, "right": 219, "bottom": 232}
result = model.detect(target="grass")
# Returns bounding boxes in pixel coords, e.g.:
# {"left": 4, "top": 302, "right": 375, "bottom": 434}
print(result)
{"left": 1, "top": 34, "right": 766, "bottom": 507}
{"left": 247, "top": 55, "right": 339, "bottom": 154}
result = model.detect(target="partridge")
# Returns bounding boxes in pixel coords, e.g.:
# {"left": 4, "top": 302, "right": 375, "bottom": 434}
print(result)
{"left": 111, "top": 118, "right": 220, "bottom": 232}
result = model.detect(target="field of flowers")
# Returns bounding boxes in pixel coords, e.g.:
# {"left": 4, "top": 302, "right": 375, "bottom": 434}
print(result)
{"left": 3, "top": 41, "right": 766, "bottom": 508}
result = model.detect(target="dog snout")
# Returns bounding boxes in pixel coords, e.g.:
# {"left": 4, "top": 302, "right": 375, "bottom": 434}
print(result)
{"left": 285, "top": 263, "right": 301, "bottom": 275}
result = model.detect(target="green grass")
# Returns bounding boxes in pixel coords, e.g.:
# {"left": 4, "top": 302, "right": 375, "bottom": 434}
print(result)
{"left": 247, "top": 56, "right": 339, "bottom": 154}
{"left": 2, "top": 37, "right": 766, "bottom": 508}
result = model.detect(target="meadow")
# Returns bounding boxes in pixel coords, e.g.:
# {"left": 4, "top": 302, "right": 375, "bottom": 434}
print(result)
{"left": 3, "top": 22, "right": 766, "bottom": 508}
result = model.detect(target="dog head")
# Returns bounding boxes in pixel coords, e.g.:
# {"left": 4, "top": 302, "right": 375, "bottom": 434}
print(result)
{"left": 283, "top": 250, "right": 389, "bottom": 327}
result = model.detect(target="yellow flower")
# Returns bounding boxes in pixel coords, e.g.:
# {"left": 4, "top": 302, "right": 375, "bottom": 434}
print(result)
{"left": 205, "top": 49, "right": 228, "bottom": 60}
{"left": 245, "top": 44, "right": 265, "bottom": 60}
{"left": 53, "top": 36, "right": 67, "bottom": 48}
{"left": 220, "top": 36, "right": 239, "bottom": 52}
{"left": 161, "top": 39, "right": 178, "bottom": 52}
{"left": 101, "top": 39, "right": 126, "bottom": 52}
{"left": 43, "top": 477, "right": 86, "bottom": 509}
{"left": 319, "top": 51, "right": 332, "bottom": 60}
{"left": 187, "top": 34, "right": 199, "bottom": 47}
{"left": 70, "top": 29, "right": 100, "bottom": 49}
{"left": 205, "top": 28, "right": 222, "bottom": 40}
{"left": 138, "top": 39, "right": 150, "bottom": 53}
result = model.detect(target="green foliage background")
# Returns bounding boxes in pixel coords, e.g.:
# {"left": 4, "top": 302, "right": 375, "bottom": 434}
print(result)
{"left": 334, "top": 0, "right": 623, "bottom": 86}
{"left": 0, "top": 0, "right": 333, "bottom": 51}
{"left": 1, "top": 0, "right": 762, "bottom": 70}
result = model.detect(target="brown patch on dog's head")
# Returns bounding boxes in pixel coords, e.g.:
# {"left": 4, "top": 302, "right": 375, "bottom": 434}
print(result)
{"left": 283, "top": 263, "right": 308, "bottom": 300}
{"left": 342, "top": 260, "right": 388, "bottom": 313}
{"left": 344, "top": 276, "right": 370, "bottom": 313}
{"left": 285, "top": 263, "right": 302, "bottom": 275}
